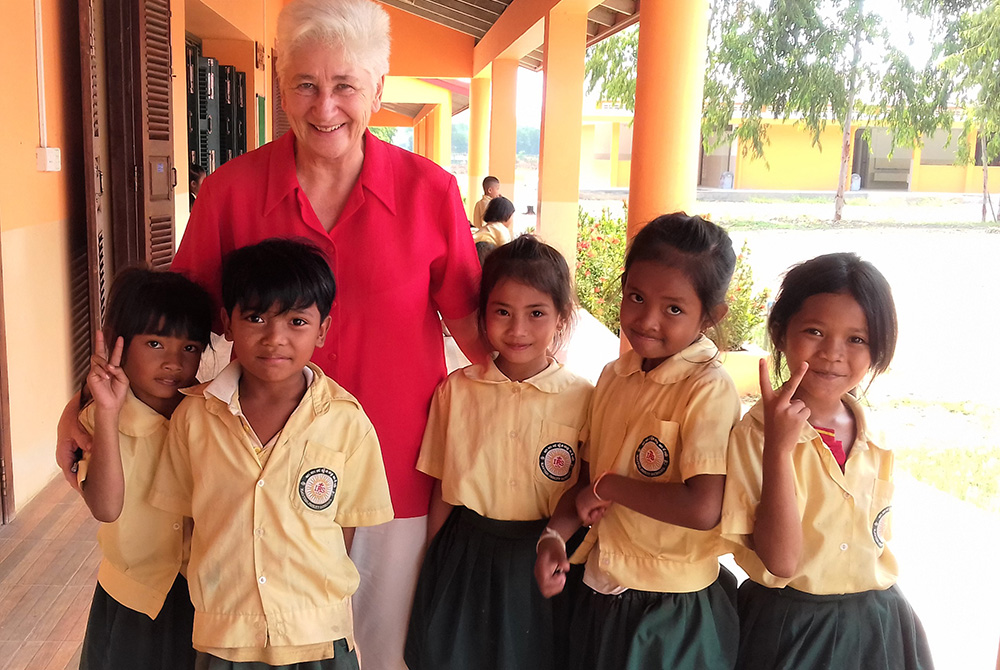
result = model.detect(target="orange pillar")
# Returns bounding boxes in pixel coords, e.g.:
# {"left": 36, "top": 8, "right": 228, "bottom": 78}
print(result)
{"left": 627, "top": 0, "right": 709, "bottom": 235}
{"left": 489, "top": 58, "right": 518, "bottom": 199}
{"left": 429, "top": 107, "right": 441, "bottom": 165}
{"left": 435, "top": 93, "right": 453, "bottom": 170}
{"left": 537, "top": 4, "right": 587, "bottom": 267}
{"left": 468, "top": 71, "right": 491, "bottom": 220}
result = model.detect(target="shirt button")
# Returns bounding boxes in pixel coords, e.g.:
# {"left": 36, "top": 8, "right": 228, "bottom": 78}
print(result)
{"left": 840, "top": 543, "right": 848, "bottom": 551}
{"left": 172, "top": 523, "right": 181, "bottom": 531}
{"left": 509, "top": 431, "right": 517, "bottom": 439}
{"left": 258, "top": 575, "right": 267, "bottom": 584}
{"left": 509, "top": 479, "right": 517, "bottom": 487}
{"left": 255, "top": 528, "right": 264, "bottom": 537}
{"left": 257, "top": 480, "right": 265, "bottom": 487}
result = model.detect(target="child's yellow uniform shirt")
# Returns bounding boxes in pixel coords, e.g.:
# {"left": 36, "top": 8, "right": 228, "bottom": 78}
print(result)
{"left": 721, "top": 394, "right": 898, "bottom": 595}
{"left": 576, "top": 335, "right": 740, "bottom": 593}
{"left": 78, "top": 390, "right": 186, "bottom": 619}
{"left": 472, "top": 194, "right": 492, "bottom": 230}
{"left": 417, "top": 359, "right": 593, "bottom": 520}
{"left": 472, "top": 221, "right": 512, "bottom": 247}
{"left": 149, "top": 362, "right": 394, "bottom": 664}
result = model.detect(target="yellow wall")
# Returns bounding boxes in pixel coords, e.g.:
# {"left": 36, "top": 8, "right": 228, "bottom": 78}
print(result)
{"left": 735, "top": 122, "right": 850, "bottom": 191}
{"left": 0, "top": 0, "right": 85, "bottom": 508}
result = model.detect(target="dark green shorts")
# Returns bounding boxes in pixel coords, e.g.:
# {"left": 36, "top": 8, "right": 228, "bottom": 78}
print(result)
{"left": 193, "top": 638, "right": 357, "bottom": 670}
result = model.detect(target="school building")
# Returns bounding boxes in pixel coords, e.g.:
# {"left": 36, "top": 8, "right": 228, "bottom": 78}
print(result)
{"left": 0, "top": 0, "right": 761, "bottom": 518}
{"left": 582, "top": 104, "right": 1000, "bottom": 193}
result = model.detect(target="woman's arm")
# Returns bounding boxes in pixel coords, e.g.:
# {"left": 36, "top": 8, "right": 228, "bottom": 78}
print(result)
{"left": 425, "top": 479, "right": 454, "bottom": 543}
{"left": 56, "top": 391, "right": 90, "bottom": 491}
{"left": 442, "top": 312, "right": 489, "bottom": 365}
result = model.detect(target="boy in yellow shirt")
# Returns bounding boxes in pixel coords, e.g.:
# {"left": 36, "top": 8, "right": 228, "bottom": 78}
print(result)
{"left": 150, "top": 239, "right": 393, "bottom": 669}
{"left": 472, "top": 175, "right": 501, "bottom": 230}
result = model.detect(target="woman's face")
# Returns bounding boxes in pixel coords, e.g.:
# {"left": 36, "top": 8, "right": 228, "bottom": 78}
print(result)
{"left": 281, "top": 41, "right": 383, "bottom": 167}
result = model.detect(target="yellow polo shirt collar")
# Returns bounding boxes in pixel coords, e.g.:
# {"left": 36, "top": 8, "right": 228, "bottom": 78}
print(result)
{"left": 613, "top": 334, "right": 720, "bottom": 384}
{"left": 745, "top": 392, "right": 879, "bottom": 454}
{"left": 468, "top": 357, "right": 578, "bottom": 394}
{"left": 116, "top": 387, "right": 168, "bottom": 437}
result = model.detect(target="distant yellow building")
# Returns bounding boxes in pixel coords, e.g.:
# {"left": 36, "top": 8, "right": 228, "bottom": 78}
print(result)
{"left": 581, "top": 107, "right": 1000, "bottom": 194}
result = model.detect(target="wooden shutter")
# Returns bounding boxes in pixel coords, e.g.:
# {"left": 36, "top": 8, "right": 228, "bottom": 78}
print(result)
{"left": 272, "top": 50, "right": 290, "bottom": 141}
{"left": 105, "top": 0, "right": 174, "bottom": 271}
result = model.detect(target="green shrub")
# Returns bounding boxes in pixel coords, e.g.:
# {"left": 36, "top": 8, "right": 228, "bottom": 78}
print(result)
{"left": 575, "top": 207, "right": 627, "bottom": 333}
{"left": 709, "top": 240, "right": 770, "bottom": 351}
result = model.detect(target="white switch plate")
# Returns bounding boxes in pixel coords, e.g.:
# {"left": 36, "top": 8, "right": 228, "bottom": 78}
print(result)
{"left": 36, "top": 147, "right": 61, "bottom": 172}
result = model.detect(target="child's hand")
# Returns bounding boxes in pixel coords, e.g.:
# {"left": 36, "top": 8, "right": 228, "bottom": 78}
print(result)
{"left": 534, "top": 538, "right": 570, "bottom": 598}
{"left": 575, "top": 483, "right": 611, "bottom": 527}
{"left": 87, "top": 333, "right": 129, "bottom": 413}
{"left": 759, "top": 359, "right": 810, "bottom": 454}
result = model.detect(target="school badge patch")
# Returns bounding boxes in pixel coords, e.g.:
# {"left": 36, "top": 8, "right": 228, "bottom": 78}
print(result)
{"left": 872, "top": 505, "right": 891, "bottom": 548}
{"left": 635, "top": 436, "right": 669, "bottom": 477}
{"left": 540, "top": 443, "right": 576, "bottom": 482}
{"left": 299, "top": 468, "right": 338, "bottom": 511}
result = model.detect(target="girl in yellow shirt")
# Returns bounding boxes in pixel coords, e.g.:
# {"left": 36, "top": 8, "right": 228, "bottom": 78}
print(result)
{"left": 722, "top": 252, "right": 933, "bottom": 669}
{"left": 78, "top": 268, "right": 212, "bottom": 670}
{"left": 536, "top": 213, "right": 741, "bottom": 670}
{"left": 406, "top": 235, "right": 594, "bottom": 670}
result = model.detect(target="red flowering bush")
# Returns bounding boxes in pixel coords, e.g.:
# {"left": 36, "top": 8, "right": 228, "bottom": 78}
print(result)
{"left": 575, "top": 207, "right": 626, "bottom": 334}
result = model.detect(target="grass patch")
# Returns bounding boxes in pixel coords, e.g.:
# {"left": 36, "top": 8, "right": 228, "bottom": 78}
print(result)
{"left": 748, "top": 195, "right": 832, "bottom": 204}
{"left": 894, "top": 446, "right": 1000, "bottom": 514}
{"left": 717, "top": 218, "right": 996, "bottom": 231}
{"left": 883, "top": 397, "right": 986, "bottom": 416}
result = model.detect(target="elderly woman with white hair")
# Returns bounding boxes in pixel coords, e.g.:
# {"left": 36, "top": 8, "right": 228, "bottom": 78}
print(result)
{"left": 172, "top": 1, "right": 487, "bottom": 667}
{"left": 58, "top": 0, "right": 485, "bottom": 668}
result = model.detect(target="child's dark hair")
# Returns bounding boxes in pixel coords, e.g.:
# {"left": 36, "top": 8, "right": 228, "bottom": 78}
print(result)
{"left": 483, "top": 175, "right": 499, "bottom": 192}
{"left": 768, "top": 252, "right": 897, "bottom": 377}
{"left": 483, "top": 196, "right": 515, "bottom": 224}
{"left": 475, "top": 241, "right": 497, "bottom": 267}
{"left": 190, "top": 163, "right": 207, "bottom": 181}
{"left": 479, "top": 235, "right": 574, "bottom": 344}
{"left": 103, "top": 268, "right": 213, "bottom": 364}
{"left": 623, "top": 212, "right": 736, "bottom": 322}
{"left": 222, "top": 238, "right": 336, "bottom": 319}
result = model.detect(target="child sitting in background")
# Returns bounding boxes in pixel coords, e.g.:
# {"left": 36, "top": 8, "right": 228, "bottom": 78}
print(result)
{"left": 474, "top": 196, "right": 515, "bottom": 247}
{"left": 150, "top": 238, "right": 393, "bottom": 669}
{"left": 79, "top": 268, "right": 213, "bottom": 670}
{"left": 473, "top": 175, "right": 501, "bottom": 230}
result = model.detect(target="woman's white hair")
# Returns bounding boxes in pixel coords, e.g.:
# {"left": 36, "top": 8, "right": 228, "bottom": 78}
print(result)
{"left": 277, "top": 0, "right": 391, "bottom": 85}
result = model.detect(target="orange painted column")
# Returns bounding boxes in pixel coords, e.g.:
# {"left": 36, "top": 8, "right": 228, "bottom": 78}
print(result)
{"left": 468, "top": 72, "right": 491, "bottom": 220}
{"left": 429, "top": 107, "right": 441, "bottom": 165}
{"left": 537, "top": 4, "right": 587, "bottom": 268}
{"left": 489, "top": 59, "right": 518, "bottom": 199}
{"left": 434, "top": 92, "right": 453, "bottom": 170}
{"left": 627, "top": 0, "right": 709, "bottom": 235}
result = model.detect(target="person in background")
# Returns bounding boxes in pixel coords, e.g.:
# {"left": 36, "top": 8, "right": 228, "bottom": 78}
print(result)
{"left": 474, "top": 196, "right": 515, "bottom": 247}
{"left": 473, "top": 175, "right": 501, "bottom": 230}
{"left": 189, "top": 164, "right": 207, "bottom": 210}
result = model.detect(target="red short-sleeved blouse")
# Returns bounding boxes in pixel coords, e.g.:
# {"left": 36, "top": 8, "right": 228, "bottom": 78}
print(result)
{"left": 172, "top": 131, "right": 481, "bottom": 517}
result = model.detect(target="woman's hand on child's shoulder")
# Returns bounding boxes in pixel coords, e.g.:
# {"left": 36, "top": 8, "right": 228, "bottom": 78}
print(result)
{"left": 534, "top": 537, "right": 570, "bottom": 598}
{"left": 88, "top": 332, "right": 129, "bottom": 413}
{"left": 759, "top": 359, "right": 810, "bottom": 454}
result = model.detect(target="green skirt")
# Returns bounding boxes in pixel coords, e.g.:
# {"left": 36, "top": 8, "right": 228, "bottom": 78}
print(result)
{"left": 404, "top": 506, "right": 558, "bottom": 670}
{"left": 567, "top": 566, "right": 739, "bottom": 670}
{"left": 193, "top": 639, "right": 357, "bottom": 670}
{"left": 736, "top": 580, "right": 934, "bottom": 670}
{"left": 80, "top": 573, "right": 196, "bottom": 670}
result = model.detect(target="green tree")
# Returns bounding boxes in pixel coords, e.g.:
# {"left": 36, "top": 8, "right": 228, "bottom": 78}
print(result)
{"left": 586, "top": 0, "right": 967, "bottom": 221}
{"left": 943, "top": 0, "right": 1000, "bottom": 222}
{"left": 370, "top": 126, "right": 397, "bottom": 144}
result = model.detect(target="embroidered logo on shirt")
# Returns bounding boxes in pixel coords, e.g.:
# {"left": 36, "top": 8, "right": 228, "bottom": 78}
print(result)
{"left": 299, "top": 468, "right": 338, "bottom": 510}
{"left": 872, "top": 505, "right": 891, "bottom": 548}
{"left": 540, "top": 443, "right": 576, "bottom": 482}
{"left": 634, "top": 436, "right": 669, "bottom": 477}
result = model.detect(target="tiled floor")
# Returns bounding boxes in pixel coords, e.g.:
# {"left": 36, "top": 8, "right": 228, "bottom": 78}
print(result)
{"left": 0, "top": 477, "right": 99, "bottom": 670}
